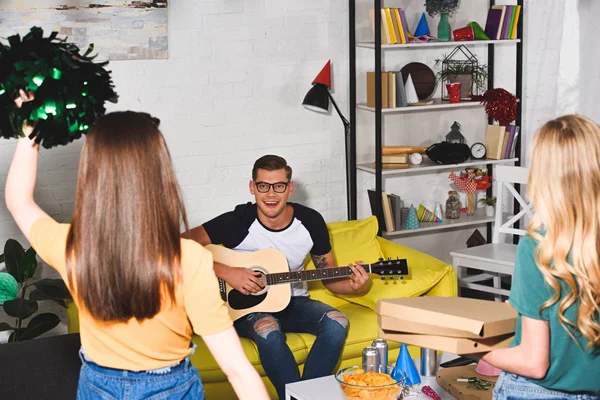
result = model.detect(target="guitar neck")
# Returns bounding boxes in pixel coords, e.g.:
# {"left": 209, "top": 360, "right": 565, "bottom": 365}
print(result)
{"left": 265, "top": 265, "right": 373, "bottom": 286}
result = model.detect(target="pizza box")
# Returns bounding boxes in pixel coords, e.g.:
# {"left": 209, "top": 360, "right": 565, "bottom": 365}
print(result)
{"left": 376, "top": 296, "right": 517, "bottom": 339}
{"left": 378, "top": 327, "right": 514, "bottom": 354}
{"left": 436, "top": 364, "right": 498, "bottom": 400}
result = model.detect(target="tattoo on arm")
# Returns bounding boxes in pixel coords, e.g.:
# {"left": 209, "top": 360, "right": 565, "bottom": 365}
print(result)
{"left": 312, "top": 254, "right": 328, "bottom": 269}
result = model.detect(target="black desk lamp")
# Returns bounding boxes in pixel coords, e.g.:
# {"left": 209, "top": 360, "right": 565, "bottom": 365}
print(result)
{"left": 302, "top": 61, "right": 352, "bottom": 219}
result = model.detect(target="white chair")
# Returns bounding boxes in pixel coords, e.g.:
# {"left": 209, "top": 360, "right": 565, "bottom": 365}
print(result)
{"left": 450, "top": 165, "right": 533, "bottom": 301}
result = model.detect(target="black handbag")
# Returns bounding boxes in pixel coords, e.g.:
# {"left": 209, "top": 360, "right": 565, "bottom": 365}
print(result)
{"left": 425, "top": 141, "right": 471, "bottom": 165}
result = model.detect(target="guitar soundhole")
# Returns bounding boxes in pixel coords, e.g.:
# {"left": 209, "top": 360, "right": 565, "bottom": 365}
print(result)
{"left": 228, "top": 290, "right": 268, "bottom": 310}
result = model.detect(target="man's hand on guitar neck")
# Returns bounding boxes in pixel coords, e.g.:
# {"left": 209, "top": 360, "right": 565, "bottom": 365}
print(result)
{"left": 214, "top": 261, "right": 264, "bottom": 295}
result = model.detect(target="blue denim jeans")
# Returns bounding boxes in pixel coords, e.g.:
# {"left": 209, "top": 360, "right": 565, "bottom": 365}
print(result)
{"left": 234, "top": 296, "right": 349, "bottom": 400}
{"left": 76, "top": 348, "right": 203, "bottom": 400}
{"left": 493, "top": 372, "right": 600, "bottom": 400}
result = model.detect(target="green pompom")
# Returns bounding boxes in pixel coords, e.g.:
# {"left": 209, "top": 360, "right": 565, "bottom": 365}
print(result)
{"left": 0, "top": 26, "right": 118, "bottom": 148}
{"left": 0, "top": 272, "right": 19, "bottom": 304}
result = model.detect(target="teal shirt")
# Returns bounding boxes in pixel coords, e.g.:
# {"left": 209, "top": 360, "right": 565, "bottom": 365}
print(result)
{"left": 510, "top": 235, "right": 600, "bottom": 392}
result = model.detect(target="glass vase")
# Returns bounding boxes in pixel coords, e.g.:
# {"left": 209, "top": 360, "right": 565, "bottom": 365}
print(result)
{"left": 466, "top": 192, "right": 476, "bottom": 216}
{"left": 437, "top": 12, "right": 450, "bottom": 42}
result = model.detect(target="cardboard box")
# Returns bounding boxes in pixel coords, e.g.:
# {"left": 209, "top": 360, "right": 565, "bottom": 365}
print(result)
{"left": 378, "top": 327, "right": 514, "bottom": 354}
{"left": 377, "top": 297, "right": 517, "bottom": 339}
{"left": 436, "top": 364, "right": 498, "bottom": 400}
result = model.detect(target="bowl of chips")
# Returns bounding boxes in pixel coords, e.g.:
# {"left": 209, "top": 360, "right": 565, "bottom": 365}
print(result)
{"left": 335, "top": 364, "right": 406, "bottom": 400}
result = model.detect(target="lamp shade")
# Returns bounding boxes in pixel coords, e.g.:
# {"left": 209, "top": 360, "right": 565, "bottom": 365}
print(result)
{"left": 302, "top": 83, "right": 329, "bottom": 113}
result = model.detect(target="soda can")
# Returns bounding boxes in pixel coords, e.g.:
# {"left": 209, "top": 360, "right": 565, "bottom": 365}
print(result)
{"left": 362, "top": 346, "right": 380, "bottom": 373}
{"left": 371, "top": 338, "right": 388, "bottom": 373}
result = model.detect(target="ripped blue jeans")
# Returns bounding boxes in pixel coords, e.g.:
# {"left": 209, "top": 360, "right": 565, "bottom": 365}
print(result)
{"left": 235, "top": 296, "right": 349, "bottom": 400}
{"left": 76, "top": 345, "right": 203, "bottom": 400}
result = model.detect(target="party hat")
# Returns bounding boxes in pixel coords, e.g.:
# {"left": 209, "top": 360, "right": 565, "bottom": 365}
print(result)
{"left": 467, "top": 21, "right": 490, "bottom": 40}
{"left": 392, "top": 343, "right": 421, "bottom": 385}
{"left": 404, "top": 74, "right": 419, "bottom": 104}
{"left": 403, "top": 204, "right": 421, "bottom": 230}
{"left": 414, "top": 13, "right": 430, "bottom": 37}
{"left": 417, "top": 204, "right": 442, "bottom": 222}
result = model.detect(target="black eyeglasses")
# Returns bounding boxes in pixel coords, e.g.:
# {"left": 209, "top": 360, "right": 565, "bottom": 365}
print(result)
{"left": 254, "top": 181, "right": 290, "bottom": 193}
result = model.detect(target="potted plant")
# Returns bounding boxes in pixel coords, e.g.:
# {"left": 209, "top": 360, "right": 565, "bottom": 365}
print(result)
{"left": 478, "top": 196, "right": 497, "bottom": 216}
{"left": 425, "top": 0, "right": 461, "bottom": 42}
{"left": 434, "top": 57, "right": 488, "bottom": 100}
{"left": 0, "top": 239, "right": 72, "bottom": 343}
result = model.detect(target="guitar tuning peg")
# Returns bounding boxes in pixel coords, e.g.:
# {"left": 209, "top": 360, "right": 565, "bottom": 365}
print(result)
{"left": 387, "top": 257, "right": 392, "bottom": 260}
{"left": 378, "top": 257, "right": 384, "bottom": 262}
{"left": 380, "top": 277, "right": 386, "bottom": 281}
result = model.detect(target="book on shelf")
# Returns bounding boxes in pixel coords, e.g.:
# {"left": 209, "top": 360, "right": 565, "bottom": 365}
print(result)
{"left": 491, "top": 5, "right": 507, "bottom": 40}
{"left": 510, "top": 6, "right": 521, "bottom": 39}
{"left": 366, "top": 71, "right": 389, "bottom": 108}
{"left": 484, "top": 8, "right": 504, "bottom": 40}
{"left": 381, "top": 191, "right": 395, "bottom": 232}
{"left": 485, "top": 124, "right": 507, "bottom": 159}
{"left": 392, "top": 8, "right": 407, "bottom": 44}
{"left": 398, "top": 9, "right": 410, "bottom": 44}
{"left": 381, "top": 9, "right": 395, "bottom": 44}
{"left": 382, "top": 154, "right": 408, "bottom": 164}
{"left": 370, "top": 163, "right": 410, "bottom": 169}
{"left": 367, "top": 189, "right": 386, "bottom": 230}
{"left": 387, "top": 8, "right": 402, "bottom": 45}
{"left": 503, "top": 124, "right": 517, "bottom": 159}
{"left": 388, "top": 72, "right": 396, "bottom": 108}
{"left": 509, "top": 125, "right": 520, "bottom": 158}
{"left": 502, "top": 5, "right": 514, "bottom": 39}
{"left": 388, "top": 194, "right": 403, "bottom": 230}
{"left": 369, "top": 9, "right": 389, "bottom": 44}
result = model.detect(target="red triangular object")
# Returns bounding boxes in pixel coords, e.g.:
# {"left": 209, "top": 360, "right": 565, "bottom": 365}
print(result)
{"left": 312, "top": 60, "right": 331, "bottom": 88}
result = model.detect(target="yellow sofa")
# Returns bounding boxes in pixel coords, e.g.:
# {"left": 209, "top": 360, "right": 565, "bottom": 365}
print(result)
{"left": 67, "top": 216, "right": 457, "bottom": 399}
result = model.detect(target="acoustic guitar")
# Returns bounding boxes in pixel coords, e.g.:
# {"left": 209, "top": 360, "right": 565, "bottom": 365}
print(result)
{"left": 205, "top": 244, "right": 409, "bottom": 321}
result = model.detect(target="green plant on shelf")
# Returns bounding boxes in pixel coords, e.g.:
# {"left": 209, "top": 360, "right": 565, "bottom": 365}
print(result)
{"left": 478, "top": 196, "right": 497, "bottom": 207}
{"left": 434, "top": 57, "right": 489, "bottom": 94}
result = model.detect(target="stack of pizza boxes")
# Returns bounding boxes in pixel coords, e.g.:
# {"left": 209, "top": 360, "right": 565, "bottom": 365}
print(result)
{"left": 376, "top": 296, "right": 517, "bottom": 356}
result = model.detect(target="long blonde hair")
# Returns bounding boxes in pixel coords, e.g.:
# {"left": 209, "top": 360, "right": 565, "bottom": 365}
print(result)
{"left": 528, "top": 114, "right": 600, "bottom": 348}
{"left": 66, "top": 111, "right": 189, "bottom": 322}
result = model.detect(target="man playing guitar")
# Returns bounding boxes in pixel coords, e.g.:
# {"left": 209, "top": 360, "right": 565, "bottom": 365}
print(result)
{"left": 186, "top": 155, "right": 369, "bottom": 399}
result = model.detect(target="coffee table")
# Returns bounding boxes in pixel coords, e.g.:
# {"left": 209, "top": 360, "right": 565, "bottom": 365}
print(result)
{"left": 285, "top": 356, "right": 457, "bottom": 400}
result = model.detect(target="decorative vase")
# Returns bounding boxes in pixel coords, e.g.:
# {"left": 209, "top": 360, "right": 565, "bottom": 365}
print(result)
{"left": 466, "top": 192, "right": 476, "bottom": 216}
{"left": 485, "top": 205, "right": 495, "bottom": 216}
{"left": 437, "top": 12, "right": 450, "bottom": 42}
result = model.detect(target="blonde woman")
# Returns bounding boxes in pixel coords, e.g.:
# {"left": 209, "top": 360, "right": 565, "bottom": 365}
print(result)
{"left": 482, "top": 115, "right": 600, "bottom": 398}
{"left": 5, "top": 94, "right": 269, "bottom": 399}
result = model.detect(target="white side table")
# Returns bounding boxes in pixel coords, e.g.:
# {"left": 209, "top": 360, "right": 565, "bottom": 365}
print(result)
{"left": 285, "top": 356, "right": 458, "bottom": 400}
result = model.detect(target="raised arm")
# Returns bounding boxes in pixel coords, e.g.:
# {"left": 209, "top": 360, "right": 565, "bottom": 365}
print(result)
{"left": 5, "top": 129, "right": 49, "bottom": 242}
{"left": 202, "top": 327, "right": 269, "bottom": 400}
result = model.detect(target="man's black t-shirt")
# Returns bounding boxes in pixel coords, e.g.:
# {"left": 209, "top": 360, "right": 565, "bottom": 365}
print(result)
{"left": 203, "top": 202, "right": 332, "bottom": 297}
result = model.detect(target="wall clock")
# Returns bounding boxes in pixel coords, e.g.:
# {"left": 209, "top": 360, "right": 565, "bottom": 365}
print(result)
{"left": 470, "top": 142, "right": 487, "bottom": 160}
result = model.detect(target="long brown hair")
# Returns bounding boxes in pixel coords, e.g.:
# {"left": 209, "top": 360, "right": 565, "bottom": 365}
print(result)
{"left": 66, "top": 111, "right": 189, "bottom": 322}
{"left": 528, "top": 114, "right": 600, "bottom": 348}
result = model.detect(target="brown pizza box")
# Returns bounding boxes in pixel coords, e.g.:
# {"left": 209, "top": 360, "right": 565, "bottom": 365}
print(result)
{"left": 376, "top": 296, "right": 517, "bottom": 339}
{"left": 436, "top": 364, "right": 498, "bottom": 400}
{"left": 378, "top": 327, "right": 514, "bottom": 354}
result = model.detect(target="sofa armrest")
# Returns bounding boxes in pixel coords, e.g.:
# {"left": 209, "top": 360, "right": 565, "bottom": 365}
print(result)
{"left": 376, "top": 237, "right": 458, "bottom": 297}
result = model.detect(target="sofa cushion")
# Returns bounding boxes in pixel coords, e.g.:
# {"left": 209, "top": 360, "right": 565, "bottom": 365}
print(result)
{"left": 336, "top": 265, "right": 452, "bottom": 311}
{"left": 306, "top": 216, "right": 384, "bottom": 308}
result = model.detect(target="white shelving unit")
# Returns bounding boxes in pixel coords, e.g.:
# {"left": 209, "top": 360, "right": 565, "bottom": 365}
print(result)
{"left": 357, "top": 99, "right": 484, "bottom": 113}
{"left": 382, "top": 209, "right": 505, "bottom": 237}
{"left": 356, "top": 39, "right": 521, "bottom": 50}
{"left": 348, "top": 0, "right": 524, "bottom": 247}
{"left": 357, "top": 158, "right": 518, "bottom": 176}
